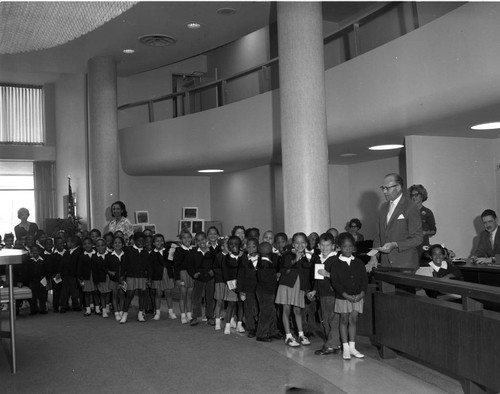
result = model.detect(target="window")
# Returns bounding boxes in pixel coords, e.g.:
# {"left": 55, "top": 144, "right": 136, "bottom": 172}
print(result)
{"left": 0, "top": 161, "right": 35, "bottom": 239}
{"left": 0, "top": 84, "right": 44, "bottom": 144}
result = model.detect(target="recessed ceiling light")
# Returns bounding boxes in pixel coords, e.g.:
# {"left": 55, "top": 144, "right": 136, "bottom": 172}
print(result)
{"left": 339, "top": 153, "right": 357, "bottom": 157}
{"left": 368, "top": 144, "right": 404, "bottom": 151}
{"left": 138, "top": 34, "right": 176, "bottom": 47}
{"left": 471, "top": 122, "right": 500, "bottom": 130}
{"left": 198, "top": 169, "right": 224, "bottom": 173}
{"left": 216, "top": 7, "right": 236, "bottom": 16}
{"left": 185, "top": 22, "right": 201, "bottom": 29}
{"left": 123, "top": 48, "right": 135, "bottom": 54}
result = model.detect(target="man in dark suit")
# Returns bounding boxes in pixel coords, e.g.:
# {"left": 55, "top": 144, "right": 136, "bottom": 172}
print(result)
{"left": 472, "top": 209, "right": 500, "bottom": 264}
{"left": 367, "top": 173, "right": 423, "bottom": 272}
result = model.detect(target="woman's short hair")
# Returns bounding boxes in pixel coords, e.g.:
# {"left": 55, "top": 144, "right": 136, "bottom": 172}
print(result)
{"left": 111, "top": 201, "right": 128, "bottom": 218}
{"left": 408, "top": 184, "right": 428, "bottom": 202}
{"left": 17, "top": 207, "right": 30, "bottom": 219}
{"left": 349, "top": 218, "right": 362, "bottom": 229}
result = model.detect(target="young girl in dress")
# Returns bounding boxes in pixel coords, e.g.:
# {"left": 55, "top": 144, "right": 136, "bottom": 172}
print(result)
{"left": 213, "top": 237, "right": 228, "bottom": 330}
{"left": 330, "top": 232, "right": 368, "bottom": 360}
{"left": 149, "top": 234, "right": 176, "bottom": 320}
{"left": 93, "top": 238, "right": 111, "bottom": 318}
{"left": 173, "top": 229, "right": 194, "bottom": 324}
{"left": 232, "top": 225, "right": 246, "bottom": 251}
{"left": 106, "top": 236, "right": 125, "bottom": 321}
{"left": 121, "top": 232, "right": 149, "bottom": 323}
{"left": 78, "top": 237, "right": 98, "bottom": 316}
{"left": 222, "top": 235, "right": 244, "bottom": 334}
{"left": 275, "top": 232, "right": 312, "bottom": 347}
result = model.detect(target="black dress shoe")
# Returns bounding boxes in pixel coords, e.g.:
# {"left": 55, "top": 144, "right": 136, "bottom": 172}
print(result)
{"left": 190, "top": 318, "right": 199, "bottom": 326}
{"left": 314, "top": 347, "right": 337, "bottom": 356}
{"left": 73, "top": 307, "right": 82, "bottom": 312}
{"left": 256, "top": 336, "right": 272, "bottom": 342}
{"left": 271, "top": 332, "right": 284, "bottom": 340}
{"left": 60, "top": 308, "right": 67, "bottom": 313}
{"left": 40, "top": 310, "right": 48, "bottom": 315}
{"left": 247, "top": 330, "right": 256, "bottom": 338}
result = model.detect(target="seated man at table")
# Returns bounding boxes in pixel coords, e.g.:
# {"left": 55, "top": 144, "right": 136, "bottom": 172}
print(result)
{"left": 471, "top": 209, "right": 500, "bottom": 264}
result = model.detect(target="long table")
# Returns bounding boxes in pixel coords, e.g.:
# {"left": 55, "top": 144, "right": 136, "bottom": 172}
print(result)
{"left": 0, "top": 249, "right": 27, "bottom": 373}
{"left": 457, "top": 260, "right": 500, "bottom": 286}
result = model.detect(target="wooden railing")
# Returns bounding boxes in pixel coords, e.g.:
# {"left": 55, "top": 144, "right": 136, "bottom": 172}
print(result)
{"left": 118, "top": 2, "right": 422, "bottom": 122}
{"left": 372, "top": 271, "right": 500, "bottom": 393}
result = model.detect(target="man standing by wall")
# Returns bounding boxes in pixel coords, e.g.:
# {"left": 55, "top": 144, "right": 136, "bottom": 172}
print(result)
{"left": 367, "top": 173, "right": 423, "bottom": 272}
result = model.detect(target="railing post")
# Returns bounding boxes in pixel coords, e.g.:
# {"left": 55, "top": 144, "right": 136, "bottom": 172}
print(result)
{"left": 411, "top": 2, "right": 420, "bottom": 30}
{"left": 353, "top": 23, "right": 361, "bottom": 57}
{"left": 148, "top": 101, "right": 154, "bottom": 123}
{"left": 184, "top": 92, "right": 191, "bottom": 115}
{"left": 218, "top": 81, "right": 227, "bottom": 107}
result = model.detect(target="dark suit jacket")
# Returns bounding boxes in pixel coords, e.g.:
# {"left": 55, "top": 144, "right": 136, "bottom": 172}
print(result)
{"left": 473, "top": 228, "right": 500, "bottom": 258}
{"left": 374, "top": 195, "right": 423, "bottom": 270}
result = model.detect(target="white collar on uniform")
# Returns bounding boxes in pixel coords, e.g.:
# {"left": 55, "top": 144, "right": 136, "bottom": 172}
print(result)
{"left": 261, "top": 256, "right": 271, "bottom": 263}
{"left": 54, "top": 249, "right": 65, "bottom": 256}
{"left": 229, "top": 252, "right": 240, "bottom": 259}
{"left": 84, "top": 250, "right": 96, "bottom": 257}
{"left": 319, "top": 251, "right": 336, "bottom": 264}
{"left": 429, "top": 261, "right": 448, "bottom": 272}
{"left": 180, "top": 244, "right": 191, "bottom": 251}
{"left": 339, "top": 255, "right": 354, "bottom": 265}
{"left": 112, "top": 250, "right": 124, "bottom": 259}
{"left": 197, "top": 247, "right": 209, "bottom": 255}
{"left": 133, "top": 244, "right": 143, "bottom": 253}
{"left": 97, "top": 252, "right": 107, "bottom": 258}
{"left": 154, "top": 248, "right": 165, "bottom": 253}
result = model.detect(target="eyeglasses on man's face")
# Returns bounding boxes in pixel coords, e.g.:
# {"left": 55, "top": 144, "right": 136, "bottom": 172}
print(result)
{"left": 379, "top": 184, "right": 399, "bottom": 192}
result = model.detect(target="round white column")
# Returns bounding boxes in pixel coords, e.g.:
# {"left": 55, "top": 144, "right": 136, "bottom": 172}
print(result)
{"left": 277, "top": 2, "right": 331, "bottom": 235}
{"left": 88, "top": 57, "right": 119, "bottom": 231}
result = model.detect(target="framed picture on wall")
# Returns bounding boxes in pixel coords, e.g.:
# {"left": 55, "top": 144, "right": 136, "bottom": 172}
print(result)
{"left": 132, "top": 224, "right": 143, "bottom": 233}
{"left": 179, "top": 220, "right": 192, "bottom": 234}
{"left": 143, "top": 224, "right": 156, "bottom": 234}
{"left": 182, "top": 207, "right": 198, "bottom": 219}
{"left": 192, "top": 219, "right": 205, "bottom": 234}
{"left": 135, "top": 211, "right": 150, "bottom": 224}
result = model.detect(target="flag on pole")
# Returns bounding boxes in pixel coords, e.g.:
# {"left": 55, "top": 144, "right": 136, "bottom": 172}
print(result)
{"left": 68, "top": 176, "right": 75, "bottom": 218}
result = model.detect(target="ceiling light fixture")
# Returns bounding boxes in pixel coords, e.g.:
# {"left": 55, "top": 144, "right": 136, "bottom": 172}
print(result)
{"left": 198, "top": 169, "right": 224, "bottom": 173}
{"left": 138, "top": 34, "right": 176, "bottom": 47}
{"left": 368, "top": 144, "right": 404, "bottom": 151}
{"left": 185, "top": 22, "right": 201, "bottom": 29}
{"left": 123, "top": 48, "right": 135, "bottom": 54}
{"left": 471, "top": 122, "right": 500, "bottom": 130}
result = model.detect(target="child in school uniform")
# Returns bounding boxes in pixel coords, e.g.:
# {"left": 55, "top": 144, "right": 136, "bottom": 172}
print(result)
{"left": 104, "top": 232, "right": 115, "bottom": 254}
{"left": 121, "top": 232, "right": 149, "bottom": 323}
{"left": 49, "top": 237, "right": 65, "bottom": 313}
{"left": 255, "top": 242, "right": 282, "bottom": 342}
{"left": 173, "top": 229, "right": 195, "bottom": 324}
{"left": 213, "top": 237, "right": 228, "bottom": 330}
{"left": 222, "top": 235, "right": 244, "bottom": 334}
{"left": 237, "top": 237, "right": 259, "bottom": 338}
{"left": 275, "top": 232, "right": 313, "bottom": 347}
{"left": 148, "top": 234, "right": 176, "bottom": 321}
{"left": 207, "top": 226, "right": 221, "bottom": 254}
{"left": 78, "top": 237, "right": 98, "bottom": 316}
{"left": 92, "top": 238, "right": 111, "bottom": 318}
{"left": 330, "top": 232, "right": 368, "bottom": 360}
{"left": 60, "top": 236, "right": 83, "bottom": 312}
{"left": 308, "top": 232, "right": 341, "bottom": 356}
{"left": 25, "top": 244, "right": 48, "bottom": 314}
{"left": 143, "top": 236, "right": 155, "bottom": 314}
{"left": 426, "top": 244, "right": 463, "bottom": 298}
{"left": 106, "top": 236, "right": 125, "bottom": 321}
{"left": 188, "top": 232, "right": 216, "bottom": 326}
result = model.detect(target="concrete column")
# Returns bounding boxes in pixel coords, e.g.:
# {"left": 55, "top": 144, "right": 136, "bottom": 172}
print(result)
{"left": 88, "top": 57, "right": 119, "bottom": 231}
{"left": 277, "top": 2, "right": 330, "bottom": 236}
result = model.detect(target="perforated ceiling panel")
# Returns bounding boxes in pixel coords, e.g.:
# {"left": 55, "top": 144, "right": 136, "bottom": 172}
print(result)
{"left": 0, "top": 2, "right": 136, "bottom": 54}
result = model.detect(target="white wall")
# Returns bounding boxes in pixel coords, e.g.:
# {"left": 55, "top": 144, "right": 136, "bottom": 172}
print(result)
{"left": 54, "top": 74, "right": 88, "bottom": 224}
{"left": 329, "top": 164, "right": 350, "bottom": 232}
{"left": 406, "top": 135, "right": 498, "bottom": 257}
{"left": 210, "top": 165, "right": 274, "bottom": 236}
{"left": 118, "top": 167, "right": 211, "bottom": 241}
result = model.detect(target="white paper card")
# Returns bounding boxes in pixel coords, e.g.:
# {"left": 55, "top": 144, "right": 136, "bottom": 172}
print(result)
{"left": 367, "top": 249, "right": 379, "bottom": 257}
{"left": 227, "top": 279, "right": 237, "bottom": 290}
{"left": 40, "top": 277, "right": 48, "bottom": 287}
{"left": 314, "top": 264, "right": 325, "bottom": 280}
{"left": 53, "top": 276, "right": 62, "bottom": 284}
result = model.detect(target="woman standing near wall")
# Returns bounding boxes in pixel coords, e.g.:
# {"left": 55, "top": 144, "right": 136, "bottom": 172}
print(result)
{"left": 408, "top": 184, "right": 436, "bottom": 264}
{"left": 14, "top": 207, "right": 39, "bottom": 240}
{"left": 108, "top": 201, "right": 134, "bottom": 242}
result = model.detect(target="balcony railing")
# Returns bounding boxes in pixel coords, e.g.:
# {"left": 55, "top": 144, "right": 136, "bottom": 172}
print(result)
{"left": 118, "top": 2, "right": 452, "bottom": 123}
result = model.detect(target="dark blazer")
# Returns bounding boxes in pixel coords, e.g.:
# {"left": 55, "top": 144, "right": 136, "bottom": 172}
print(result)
{"left": 172, "top": 245, "right": 192, "bottom": 280}
{"left": 473, "top": 228, "right": 500, "bottom": 258}
{"left": 222, "top": 254, "right": 241, "bottom": 282}
{"left": 122, "top": 246, "right": 148, "bottom": 279}
{"left": 236, "top": 254, "right": 258, "bottom": 293}
{"left": 278, "top": 252, "right": 312, "bottom": 291}
{"left": 77, "top": 252, "right": 94, "bottom": 281}
{"left": 105, "top": 252, "right": 124, "bottom": 282}
{"left": 148, "top": 250, "right": 167, "bottom": 281}
{"left": 374, "top": 195, "right": 423, "bottom": 271}
{"left": 187, "top": 249, "right": 215, "bottom": 282}
{"left": 256, "top": 256, "right": 278, "bottom": 294}
{"left": 213, "top": 252, "right": 226, "bottom": 283}
{"left": 91, "top": 253, "right": 108, "bottom": 283}
{"left": 61, "top": 247, "right": 83, "bottom": 277}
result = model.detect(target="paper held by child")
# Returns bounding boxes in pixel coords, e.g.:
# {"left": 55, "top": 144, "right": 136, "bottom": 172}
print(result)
{"left": 227, "top": 279, "right": 237, "bottom": 290}
{"left": 40, "top": 277, "right": 48, "bottom": 287}
{"left": 314, "top": 263, "right": 325, "bottom": 279}
{"left": 53, "top": 276, "right": 62, "bottom": 284}
{"left": 367, "top": 249, "right": 379, "bottom": 257}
